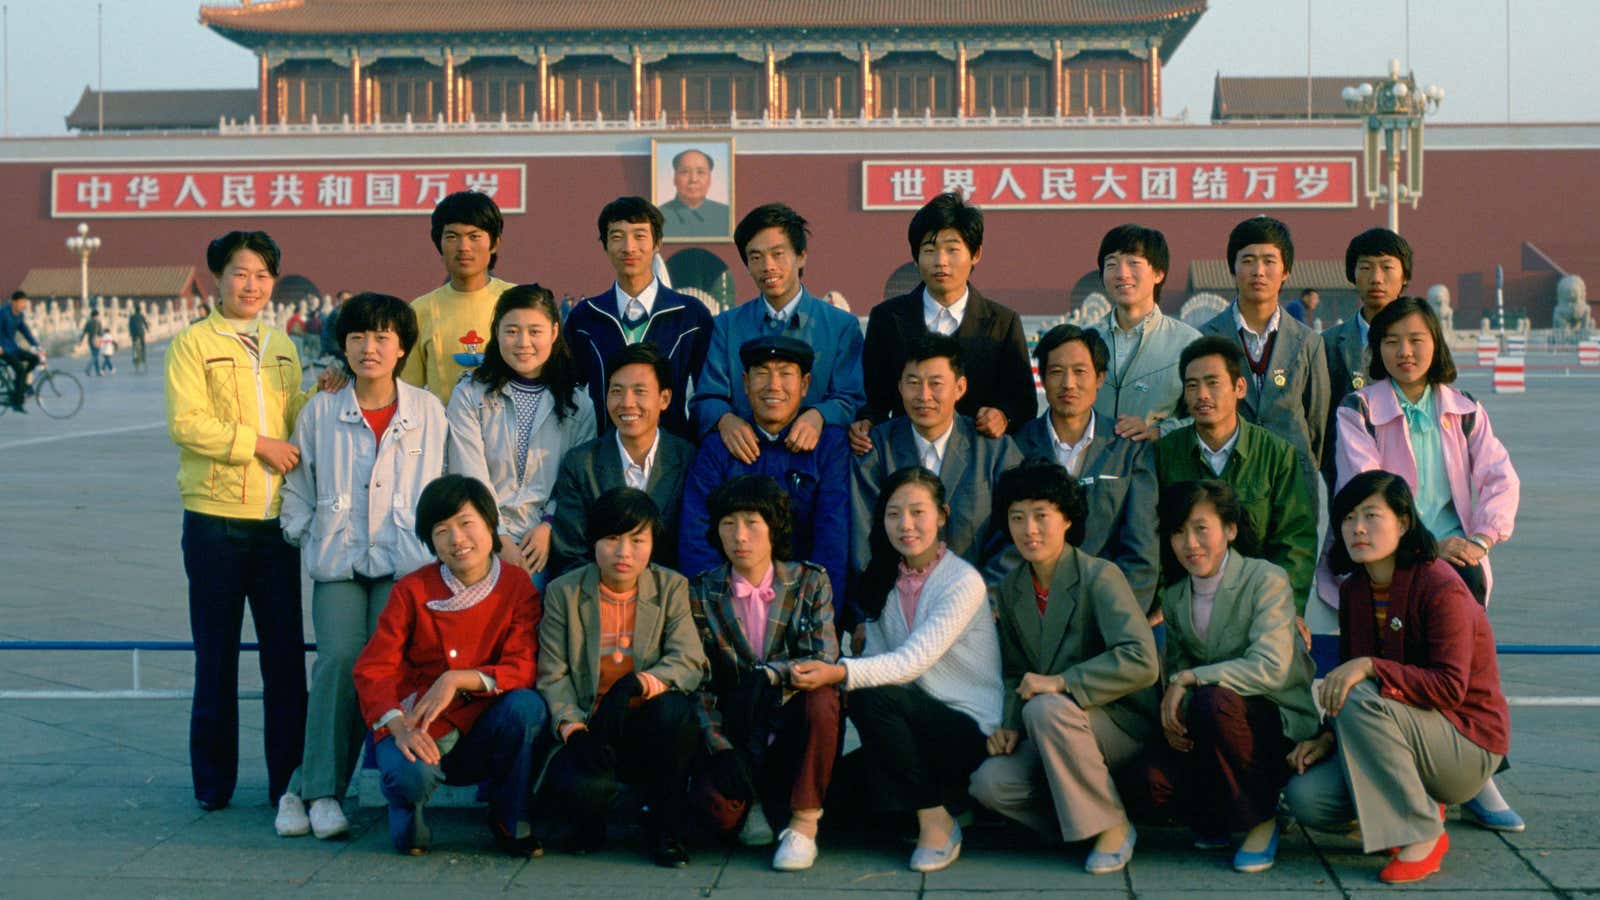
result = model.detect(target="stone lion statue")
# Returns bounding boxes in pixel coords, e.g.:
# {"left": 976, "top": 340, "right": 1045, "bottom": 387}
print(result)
{"left": 1426, "top": 284, "right": 1454, "bottom": 334}
{"left": 1553, "top": 274, "right": 1592, "bottom": 334}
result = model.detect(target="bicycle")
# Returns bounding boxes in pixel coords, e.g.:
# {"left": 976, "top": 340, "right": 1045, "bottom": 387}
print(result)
{"left": 0, "top": 362, "right": 85, "bottom": 419}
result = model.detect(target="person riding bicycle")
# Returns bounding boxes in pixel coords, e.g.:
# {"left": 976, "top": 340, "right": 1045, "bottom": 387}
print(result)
{"left": 128, "top": 306, "right": 149, "bottom": 370}
{"left": 1, "top": 290, "right": 44, "bottom": 412}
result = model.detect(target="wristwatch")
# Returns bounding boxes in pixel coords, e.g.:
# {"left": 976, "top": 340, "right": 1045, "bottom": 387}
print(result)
{"left": 1467, "top": 535, "right": 1493, "bottom": 553}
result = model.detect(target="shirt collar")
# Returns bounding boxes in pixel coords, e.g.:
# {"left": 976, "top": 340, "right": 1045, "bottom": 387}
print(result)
{"left": 1198, "top": 422, "right": 1242, "bottom": 458}
{"left": 1111, "top": 303, "right": 1159, "bottom": 336}
{"left": 1051, "top": 411, "right": 1096, "bottom": 455}
{"left": 1232, "top": 302, "right": 1282, "bottom": 339}
{"left": 763, "top": 285, "right": 804, "bottom": 320}
{"left": 1356, "top": 310, "right": 1371, "bottom": 344}
{"left": 922, "top": 287, "right": 970, "bottom": 329}
{"left": 912, "top": 421, "right": 955, "bottom": 464}
{"left": 614, "top": 278, "right": 660, "bottom": 318}
{"left": 616, "top": 428, "right": 661, "bottom": 474}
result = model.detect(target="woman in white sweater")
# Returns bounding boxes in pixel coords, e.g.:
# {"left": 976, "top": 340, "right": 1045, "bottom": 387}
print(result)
{"left": 792, "top": 466, "right": 1002, "bottom": 873}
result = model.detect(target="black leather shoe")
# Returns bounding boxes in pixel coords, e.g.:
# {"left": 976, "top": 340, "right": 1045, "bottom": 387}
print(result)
{"left": 652, "top": 834, "right": 691, "bottom": 868}
{"left": 492, "top": 824, "right": 544, "bottom": 858}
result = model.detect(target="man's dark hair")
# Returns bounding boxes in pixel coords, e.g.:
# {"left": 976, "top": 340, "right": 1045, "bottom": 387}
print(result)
{"left": 903, "top": 332, "right": 965, "bottom": 379}
{"left": 1225, "top": 216, "right": 1294, "bottom": 275}
{"left": 1366, "top": 296, "right": 1458, "bottom": 385}
{"left": 1328, "top": 470, "right": 1438, "bottom": 576}
{"left": 705, "top": 475, "right": 795, "bottom": 564}
{"left": 1096, "top": 224, "right": 1170, "bottom": 303}
{"left": 10, "top": 291, "right": 26, "bottom": 302}
{"left": 414, "top": 474, "right": 503, "bottom": 556}
{"left": 1033, "top": 324, "right": 1108, "bottom": 376}
{"left": 472, "top": 284, "right": 583, "bottom": 420}
{"left": 734, "top": 203, "right": 810, "bottom": 261}
{"left": 586, "top": 487, "right": 665, "bottom": 547}
{"left": 597, "top": 196, "right": 664, "bottom": 247}
{"left": 430, "top": 191, "right": 504, "bottom": 270}
{"left": 907, "top": 191, "right": 983, "bottom": 259}
{"left": 1157, "top": 479, "right": 1258, "bottom": 577}
{"left": 605, "top": 342, "right": 672, "bottom": 394}
{"left": 1300, "top": 288, "right": 1320, "bottom": 300}
{"left": 1344, "top": 227, "right": 1413, "bottom": 285}
{"left": 993, "top": 459, "right": 1088, "bottom": 548}
{"left": 1179, "top": 335, "right": 1247, "bottom": 385}
{"left": 334, "top": 292, "right": 418, "bottom": 377}
{"left": 672, "top": 148, "right": 714, "bottom": 172}
{"left": 206, "top": 230, "right": 281, "bottom": 278}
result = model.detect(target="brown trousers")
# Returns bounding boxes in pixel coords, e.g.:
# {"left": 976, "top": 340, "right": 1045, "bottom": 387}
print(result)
{"left": 698, "top": 687, "right": 842, "bottom": 833}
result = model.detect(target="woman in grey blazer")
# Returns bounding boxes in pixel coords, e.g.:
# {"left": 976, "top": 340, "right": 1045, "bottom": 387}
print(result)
{"left": 1118, "top": 480, "right": 1318, "bottom": 874}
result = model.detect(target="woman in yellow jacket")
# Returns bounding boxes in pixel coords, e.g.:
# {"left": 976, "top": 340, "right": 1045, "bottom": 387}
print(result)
{"left": 165, "top": 231, "right": 309, "bottom": 814}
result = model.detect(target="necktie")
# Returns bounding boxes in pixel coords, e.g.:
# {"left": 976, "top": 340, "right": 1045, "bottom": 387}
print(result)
{"left": 935, "top": 308, "right": 958, "bottom": 336}
{"left": 624, "top": 298, "right": 646, "bottom": 324}
{"left": 731, "top": 578, "right": 776, "bottom": 656}
{"left": 921, "top": 445, "right": 940, "bottom": 473}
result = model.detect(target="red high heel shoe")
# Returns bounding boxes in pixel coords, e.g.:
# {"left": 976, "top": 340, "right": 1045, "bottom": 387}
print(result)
{"left": 1379, "top": 831, "right": 1449, "bottom": 884}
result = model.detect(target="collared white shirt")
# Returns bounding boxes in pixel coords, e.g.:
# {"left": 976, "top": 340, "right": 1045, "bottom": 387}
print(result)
{"left": 763, "top": 285, "right": 804, "bottom": 322}
{"left": 1107, "top": 305, "right": 1157, "bottom": 379}
{"left": 922, "top": 287, "right": 969, "bottom": 336}
{"left": 912, "top": 421, "right": 955, "bottom": 474}
{"left": 1232, "top": 302, "right": 1282, "bottom": 361}
{"left": 617, "top": 429, "right": 661, "bottom": 490}
{"left": 614, "top": 278, "right": 660, "bottom": 322}
{"left": 1050, "top": 411, "right": 1096, "bottom": 477}
{"left": 1197, "top": 424, "right": 1242, "bottom": 476}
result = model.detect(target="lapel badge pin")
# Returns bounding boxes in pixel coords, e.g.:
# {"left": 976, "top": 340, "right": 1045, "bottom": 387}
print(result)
{"left": 1272, "top": 370, "right": 1287, "bottom": 387}
{"left": 1352, "top": 374, "right": 1365, "bottom": 389}
{"left": 1390, "top": 616, "right": 1403, "bottom": 631}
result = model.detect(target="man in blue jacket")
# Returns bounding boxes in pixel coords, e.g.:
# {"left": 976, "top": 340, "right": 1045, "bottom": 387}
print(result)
{"left": 690, "top": 203, "right": 865, "bottom": 465}
{"left": 1, "top": 291, "right": 43, "bottom": 412}
{"left": 678, "top": 334, "right": 850, "bottom": 620}
{"left": 566, "top": 196, "right": 714, "bottom": 439}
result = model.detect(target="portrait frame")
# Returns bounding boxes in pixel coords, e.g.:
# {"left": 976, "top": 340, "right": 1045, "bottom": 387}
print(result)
{"left": 652, "top": 136, "right": 736, "bottom": 243}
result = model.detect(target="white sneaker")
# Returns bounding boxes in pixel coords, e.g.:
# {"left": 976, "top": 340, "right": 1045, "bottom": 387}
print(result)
{"left": 308, "top": 797, "right": 350, "bottom": 839}
{"left": 739, "top": 803, "right": 775, "bottom": 847}
{"left": 274, "top": 793, "right": 310, "bottom": 837}
{"left": 772, "top": 828, "right": 818, "bottom": 871}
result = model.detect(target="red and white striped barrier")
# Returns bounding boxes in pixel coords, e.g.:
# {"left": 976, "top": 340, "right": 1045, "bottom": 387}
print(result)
{"left": 1492, "top": 355, "right": 1526, "bottom": 394}
{"left": 1506, "top": 334, "right": 1527, "bottom": 357}
{"left": 1476, "top": 335, "right": 1500, "bottom": 367}
{"left": 1579, "top": 340, "right": 1600, "bottom": 367}
{"left": 1030, "top": 362, "right": 1043, "bottom": 390}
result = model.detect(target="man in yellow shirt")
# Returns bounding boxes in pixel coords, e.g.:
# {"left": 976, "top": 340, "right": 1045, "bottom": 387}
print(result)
{"left": 401, "top": 191, "right": 515, "bottom": 404}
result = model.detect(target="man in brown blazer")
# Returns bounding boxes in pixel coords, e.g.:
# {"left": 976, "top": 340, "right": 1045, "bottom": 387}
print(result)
{"left": 969, "top": 461, "right": 1160, "bottom": 876}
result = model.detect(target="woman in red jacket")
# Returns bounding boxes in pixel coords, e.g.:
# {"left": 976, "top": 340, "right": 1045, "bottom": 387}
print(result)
{"left": 353, "top": 474, "right": 547, "bottom": 857}
{"left": 1283, "top": 471, "right": 1509, "bottom": 884}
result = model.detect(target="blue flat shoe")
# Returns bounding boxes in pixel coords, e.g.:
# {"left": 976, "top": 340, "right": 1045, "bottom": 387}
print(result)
{"left": 1085, "top": 825, "right": 1136, "bottom": 875}
{"left": 1233, "top": 820, "right": 1281, "bottom": 873}
{"left": 909, "top": 821, "right": 962, "bottom": 872}
{"left": 1462, "top": 798, "right": 1526, "bottom": 832}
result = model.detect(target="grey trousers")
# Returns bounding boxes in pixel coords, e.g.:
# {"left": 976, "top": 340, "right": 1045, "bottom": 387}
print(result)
{"left": 289, "top": 576, "right": 394, "bottom": 800}
{"left": 1283, "top": 681, "right": 1499, "bottom": 852}
{"left": 969, "top": 693, "right": 1143, "bottom": 842}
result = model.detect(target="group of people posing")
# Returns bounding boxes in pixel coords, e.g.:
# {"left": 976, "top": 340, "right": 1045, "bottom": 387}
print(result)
{"left": 163, "top": 187, "right": 1520, "bottom": 885}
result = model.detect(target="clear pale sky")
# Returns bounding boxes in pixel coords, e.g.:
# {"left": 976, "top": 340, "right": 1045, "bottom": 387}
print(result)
{"left": 1, "top": 0, "right": 1596, "bottom": 136}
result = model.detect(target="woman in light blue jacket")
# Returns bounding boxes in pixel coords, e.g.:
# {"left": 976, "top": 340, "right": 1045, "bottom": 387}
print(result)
{"left": 447, "top": 284, "right": 596, "bottom": 585}
{"left": 277, "top": 292, "right": 448, "bottom": 840}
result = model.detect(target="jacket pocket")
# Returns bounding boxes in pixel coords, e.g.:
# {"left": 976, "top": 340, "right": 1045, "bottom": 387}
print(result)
{"left": 203, "top": 358, "right": 242, "bottom": 423}
{"left": 306, "top": 493, "right": 352, "bottom": 578}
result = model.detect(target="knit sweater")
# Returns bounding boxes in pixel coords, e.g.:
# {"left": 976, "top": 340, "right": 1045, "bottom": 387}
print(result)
{"left": 844, "top": 552, "right": 1003, "bottom": 734}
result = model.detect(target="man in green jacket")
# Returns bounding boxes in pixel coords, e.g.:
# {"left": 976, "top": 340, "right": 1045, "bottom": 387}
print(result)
{"left": 1153, "top": 336, "right": 1317, "bottom": 623}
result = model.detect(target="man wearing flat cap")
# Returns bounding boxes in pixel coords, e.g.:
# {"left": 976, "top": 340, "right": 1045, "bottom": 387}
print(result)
{"left": 678, "top": 334, "right": 851, "bottom": 621}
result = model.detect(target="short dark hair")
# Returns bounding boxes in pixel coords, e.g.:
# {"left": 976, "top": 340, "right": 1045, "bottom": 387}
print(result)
{"left": 333, "top": 292, "right": 419, "bottom": 377}
{"left": 597, "top": 196, "right": 664, "bottom": 247}
{"left": 1344, "top": 227, "right": 1413, "bottom": 285}
{"left": 672, "top": 148, "right": 714, "bottom": 172}
{"left": 993, "top": 459, "right": 1088, "bottom": 548}
{"left": 1328, "top": 470, "right": 1438, "bottom": 576}
{"left": 586, "top": 486, "right": 664, "bottom": 547}
{"left": 1180, "top": 335, "right": 1247, "bottom": 385}
{"left": 605, "top": 342, "right": 671, "bottom": 393}
{"left": 908, "top": 191, "right": 983, "bottom": 258}
{"left": 734, "top": 203, "right": 809, "bottom": 261}
{"left": 859, "top": 466, "right": 947, "bottom": 620}
{"left": 413, "top": 474, "right": 503, "bottom": 556}
{"left": 1097, "top": 224, "right": 1170, "bottom": 303}
{"left": 1300, "top": 288, "right": 1320, "bottom": 299}
{"left": 430, "top": 191, "right": 504, "bottom": 270}
{"left": 903, "top": 331, "right": 965, "bottom": 379}
{"left": 1157, "top": 479, "right": 1258, "bottom": 576}
{"left": 1033, "top": 323, "right": 1109, "bottom": 376}
{"left": 10, "top": 290, "right": 26, "bottom": 302}
{"left": 206, "top": 231, "right": 281, "bottom": 278}
{"left": 705, "top": 475, "right": 795, "bottom": 564}
{"left": 1366, "top": 296, "right": 1457, "bottom": 385}
{"left": 473, "top": 284, "right": 583, "bottom": 420}
{"left": 1226, "top": 216, "right": 1294, "bottom": 275}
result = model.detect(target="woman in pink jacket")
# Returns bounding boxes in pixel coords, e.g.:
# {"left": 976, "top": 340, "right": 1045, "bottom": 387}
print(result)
{"left": 1332, "top": 295, "right": 1522, "bottom": 832}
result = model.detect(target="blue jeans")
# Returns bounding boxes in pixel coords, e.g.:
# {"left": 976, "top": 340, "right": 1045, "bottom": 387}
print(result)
{"left": 375, "top": 689, "right": 549, "bottom": 852}
{"left": 181, "top": 510, "right": 306, "bottom": 807}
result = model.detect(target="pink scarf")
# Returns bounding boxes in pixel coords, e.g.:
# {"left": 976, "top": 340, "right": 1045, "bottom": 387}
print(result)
{"left": 730, "top": 565, "right": 776, "bottom": 658}
{"left": 895, "top": 543, "right": 948, "bottom": 627}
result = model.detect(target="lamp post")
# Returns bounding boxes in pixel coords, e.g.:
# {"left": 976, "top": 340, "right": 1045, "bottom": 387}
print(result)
{"left": 1342, "top": 59, "right": 1443, "bottom": 233}
{"left": 66, "top": 222, "right": 101, "bottom": 310}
